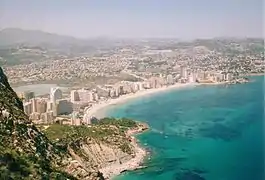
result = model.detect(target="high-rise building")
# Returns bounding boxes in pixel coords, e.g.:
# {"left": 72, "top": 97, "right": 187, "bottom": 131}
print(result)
{"left": 166, "top": 74, "right": 174, "bottom": 85}
{"left": 70, "top": 90, "right": 79, "bottom": 102}
{"left": 31, "top": 98, "right": 38, "bottom": 113}
{"left": 137, "top": 82, "right": 144, "bottom": 91}
{"left": 180, "top": 66, "right": 188, "bottom": 79}
{"left": 47, "top": 101, "right": 53, "bottom": 111}
{"left": 36, "top": 99, "right": 47, "bottom": 113}
{"left": 56, "top": 99, "right": 73, "bottom": 115}
{"left": 109, "top": 89, "right": 116, "bottom": 98}
{"left": 50, "top": 87, "right": 62, "bottom": 103}
{"left": 46, "top": 111, "right": 54, "bottom": 124}
{"left": 130, "top": 82, "right": 144, "bottom": 92}
{"left": 119, "top": 85, "right": 124, "bottom": 95}
{"left": 71, "top": 89, "right": 94, "bottom": 102}
{"left": 114, "top": 86, "right": 120, "bottom": 97}
{"left": 40, "top": 111, "right": 54, "bottom": 124}
{"left": 122, "top": 84, "right": 132, "bottom": 94}
{"left": 149, "top": 77, "right": 164, "bottom": 88}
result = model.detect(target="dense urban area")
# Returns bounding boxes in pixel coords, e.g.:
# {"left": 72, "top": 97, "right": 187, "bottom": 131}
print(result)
{"left": 1, "top": 28, "right": 264, "bottom": 126}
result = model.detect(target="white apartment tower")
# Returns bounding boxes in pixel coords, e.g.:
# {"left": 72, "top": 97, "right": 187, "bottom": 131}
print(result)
{"left": 180, "top": 66, "right": 188, "bottom": 79}
{"left": 50, "top": 87, "right": 63, "bottom": 103}
{"left": 70, "top": 90, "right": 79, "bottom": 102}
{"left": 166, "top": 74, "right": 174, "bottom": 85}
{"left": 70, "top": 89, "right": 93, "bottom": 103}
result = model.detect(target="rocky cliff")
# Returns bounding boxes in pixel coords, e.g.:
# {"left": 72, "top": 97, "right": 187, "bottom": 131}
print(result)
{"left": 0, "top": 67, "right": 104, "bottom": 180}
{"left": 43, "top": 118, "right": 143, "bottom": 179}
{"left": 0, "top": 67, "right": 146, "bottom": 180}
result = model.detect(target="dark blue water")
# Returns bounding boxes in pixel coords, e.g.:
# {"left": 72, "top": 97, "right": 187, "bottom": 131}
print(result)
{"left": 107, "top": 76, "right": 264, "bottom": 180}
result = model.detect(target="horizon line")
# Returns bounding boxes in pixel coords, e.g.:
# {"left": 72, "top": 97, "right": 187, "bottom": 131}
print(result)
{"left": 0, "top": 27, "right": 263, "bottom": 41}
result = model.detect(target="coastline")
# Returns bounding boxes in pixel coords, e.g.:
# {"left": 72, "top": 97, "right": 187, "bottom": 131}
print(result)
{"left": 86, "top": 81, "right": 227, "bottom": 179}
{"left": 99, "top": 76, "right": 263, "bottom": 180}
{"left": 89, "top": 83, "right": 198, "bottom": 179}
{"left": 86, "top": 83, "right": 198, "bottom": 119}
{"left": 99, "top": 123, "right": 149, "bottom": 180}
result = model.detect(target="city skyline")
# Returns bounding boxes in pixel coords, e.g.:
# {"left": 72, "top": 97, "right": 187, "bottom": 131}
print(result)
{"left": 0, "top": 0, "right": 263, "bottom": 39}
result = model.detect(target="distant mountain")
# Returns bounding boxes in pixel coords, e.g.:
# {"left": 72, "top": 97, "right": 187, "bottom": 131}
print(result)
{"left": 0, "top": 28, "right": 130, "bottom": 56}
{"left": 0, "top": 28, "right": 87, "bottom": 47}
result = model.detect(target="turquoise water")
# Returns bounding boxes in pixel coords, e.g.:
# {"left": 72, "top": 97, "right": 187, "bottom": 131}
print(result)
{"left": 106, "top": 76, "right": 264, "bottom": 180}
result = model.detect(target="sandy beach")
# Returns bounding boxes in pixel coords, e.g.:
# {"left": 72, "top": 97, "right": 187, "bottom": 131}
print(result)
{"left": 85, "top": 82, "right": 198, "bottom": 119}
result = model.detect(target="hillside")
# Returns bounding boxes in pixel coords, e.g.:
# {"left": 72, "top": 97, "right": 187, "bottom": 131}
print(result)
{"left": 0, "top": 28, "right": 116, "bottom": 49}
{"left": 0, "top": 66, "right": 148, "bottom": 179}
{"left": 0, "top": 67, "right": 79, "bottom": 179}
{"left": 0, "top": 28, "right": 84, "bottom": 47}
{"left": 0, "top": 28, "right": 118, "bottom": 66}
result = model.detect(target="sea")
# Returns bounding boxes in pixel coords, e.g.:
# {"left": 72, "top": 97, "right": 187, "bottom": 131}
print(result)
{"left": 105, "top": 76, "right": 264, "bottom": 180}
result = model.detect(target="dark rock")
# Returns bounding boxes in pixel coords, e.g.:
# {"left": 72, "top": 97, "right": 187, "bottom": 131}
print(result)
{"left": 0, "top": 67, "right": 105, "bottom": 180}
{"left": 0, "top": 67, "right": 23, "bottom": 111}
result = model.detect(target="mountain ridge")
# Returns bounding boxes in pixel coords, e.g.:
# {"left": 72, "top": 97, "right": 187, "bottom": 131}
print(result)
{"left": 0, "top": 28, "right": 85, "bottom": 46}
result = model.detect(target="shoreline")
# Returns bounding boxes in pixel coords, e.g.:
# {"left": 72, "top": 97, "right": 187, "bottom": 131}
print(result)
{"left": 85, "top": 81, "right": 242, "bottom": 179}
{"left": 99, "top": 123, "right": 149, "bottom": 180}
{"left": 85, "top": 83, "right": 199, "bottom": 119}
{"left": 88, "top": 84, "right": 199, "bottom": 179}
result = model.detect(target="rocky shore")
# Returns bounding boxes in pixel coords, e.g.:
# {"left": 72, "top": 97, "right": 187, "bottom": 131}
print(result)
{"left": 99, "top": 122, "right": 149, "bottom": 179}
{"left": 42, "top": 118, "right": 150, "bottom": 180}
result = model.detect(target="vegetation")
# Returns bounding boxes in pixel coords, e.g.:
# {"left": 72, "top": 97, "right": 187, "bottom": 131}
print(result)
{"left": 0, "top": 66, "right": 141, "bottom": 179}
{"left": 0, "top": 67, "right": 102, "bottom": 179}
{"left": 43, "top": 117, "right": 138, "bottom": 154}
{"left": 97, "top": 117, "right": 137, "bottom": 128}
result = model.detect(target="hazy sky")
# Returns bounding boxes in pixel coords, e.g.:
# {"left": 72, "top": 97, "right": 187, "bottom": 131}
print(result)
{"left": 0, "top": 0, "right": 263, "bottom": 39}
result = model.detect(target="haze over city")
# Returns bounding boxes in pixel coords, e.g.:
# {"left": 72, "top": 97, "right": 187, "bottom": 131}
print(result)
{"left": 0, "top": 0, "right": 264, "bottom": 180}
{"left": 0, "top": 0, "right": 263, "bottom": 39}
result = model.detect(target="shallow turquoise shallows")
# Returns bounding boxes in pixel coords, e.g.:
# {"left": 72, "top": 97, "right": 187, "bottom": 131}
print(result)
{"left": 106, "top": 76, "right": 264, "bottom": 180}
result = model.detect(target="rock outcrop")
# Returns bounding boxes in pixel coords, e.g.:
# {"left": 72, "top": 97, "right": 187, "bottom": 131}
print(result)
{"left": 0, "top": 67, "right": 105, "bottom": 180}
{"left": 0, "top": 67, "right": 147, "bottom": 180}
{"left": 0, "top": 67, "right": 23, "bottom": 110}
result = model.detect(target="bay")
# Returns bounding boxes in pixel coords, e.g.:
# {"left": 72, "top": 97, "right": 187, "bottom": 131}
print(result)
{"left": 106, "top": 76, "right": 264, "bottom": 180}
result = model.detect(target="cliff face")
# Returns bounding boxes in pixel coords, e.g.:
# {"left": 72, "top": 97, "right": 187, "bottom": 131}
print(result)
{"left": 68, "top": 138, "right": 133, "bottom": 169}
{"left": 0, "top": 67, "right": 23, "bottom": 110}
{"left": 43, "top": 119, "right": 140, "bottom": 179}
{"left": 0, "top": 67, "right": 104, "bottom": 180}
{"left": 65, "top": 139, "right": 134, "bottom": 179}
